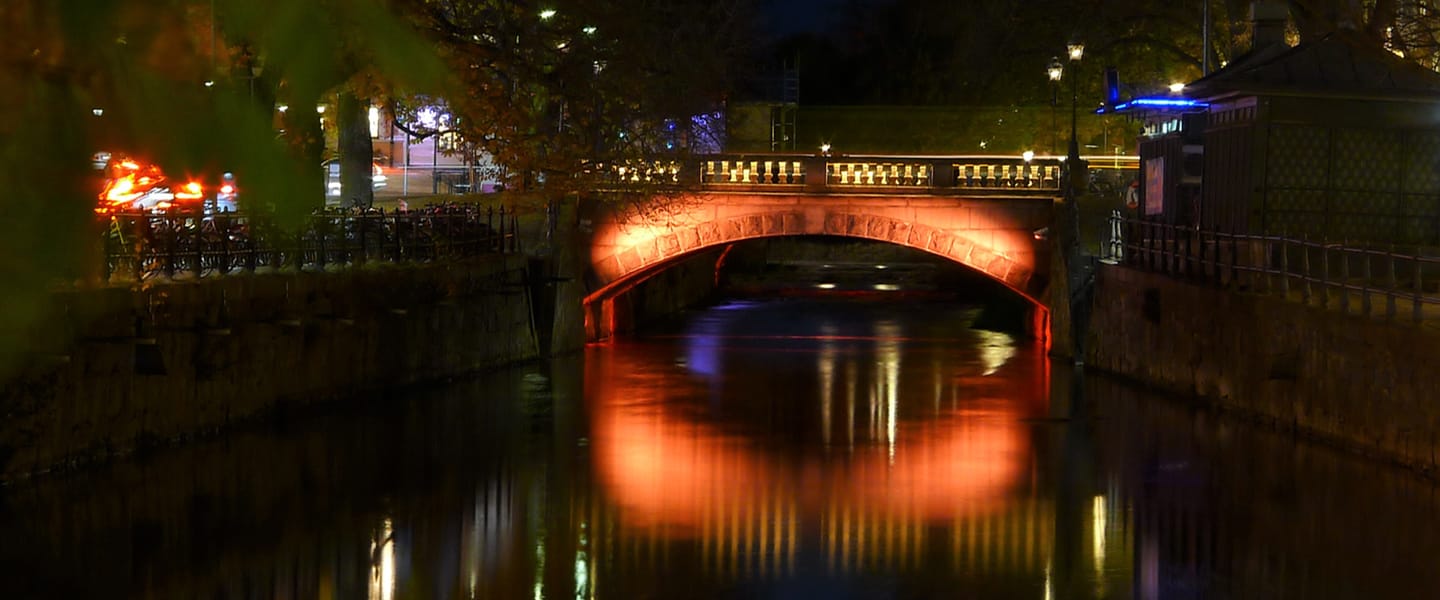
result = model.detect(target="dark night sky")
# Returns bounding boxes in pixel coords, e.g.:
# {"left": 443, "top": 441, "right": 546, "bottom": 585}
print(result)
{"left": 762, "top": 0, "right": 888, "bottom": 36}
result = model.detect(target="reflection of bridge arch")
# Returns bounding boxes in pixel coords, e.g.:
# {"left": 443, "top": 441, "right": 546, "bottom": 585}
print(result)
{"left": 584, "top": 192, "right": 1054, "bottom": 341}
{"left": 579, "top": 337, "right": 1074, "bottom": 582}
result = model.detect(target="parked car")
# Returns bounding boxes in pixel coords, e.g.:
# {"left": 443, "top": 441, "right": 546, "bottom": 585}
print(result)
{"left": 324, "top": 159, "right": 387, "bottom": 203}
{"left": 96, "top": 155, "right": 239, "bottom": 214}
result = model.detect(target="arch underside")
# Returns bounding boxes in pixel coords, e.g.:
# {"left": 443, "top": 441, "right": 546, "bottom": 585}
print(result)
{"left": 587, "top": 210, "right": 1041, "bottom": 305}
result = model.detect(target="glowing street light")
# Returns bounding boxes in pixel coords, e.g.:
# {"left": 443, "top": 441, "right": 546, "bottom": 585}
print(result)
{"left": 1169, "top": 82, "right": 1185, "bottom": 93}
{"left": 539, "top": 8, "right": 556, "bottom": 19}
{"left": 1047, "top": 57, "right": 1063, "bottom": 82}
{"left": 1064, "top": 41, "right": 1084, "bottom": 163}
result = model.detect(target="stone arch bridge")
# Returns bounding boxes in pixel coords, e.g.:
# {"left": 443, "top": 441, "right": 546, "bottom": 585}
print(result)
{"left": 583, "top": 154, "right": 1064, "bottom": 341}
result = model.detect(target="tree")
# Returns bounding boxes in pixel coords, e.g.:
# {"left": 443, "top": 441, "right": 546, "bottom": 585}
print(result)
{"left": 0, "top": 0, "right": 446, "bottom": 375}
{"left": 395, "top": 0, "right": 761, "bottom": 197}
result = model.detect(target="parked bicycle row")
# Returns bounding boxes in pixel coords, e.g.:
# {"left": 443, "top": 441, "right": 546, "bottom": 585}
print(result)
{"left": 98, "top": 205, "right": 521, "bottom": 283}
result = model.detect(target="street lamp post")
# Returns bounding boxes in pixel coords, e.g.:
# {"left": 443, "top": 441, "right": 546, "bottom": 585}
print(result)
{"left": 1047, "top": 57, "right": 1063, "bottom": 155}
{"left": 1047, "top": 40, "right": 1090, "bottom": 363}
{"left": 1066, "top": 42, "right": 1084, "bottom": 165}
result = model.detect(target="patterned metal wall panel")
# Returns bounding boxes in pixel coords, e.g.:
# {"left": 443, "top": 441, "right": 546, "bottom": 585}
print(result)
{"left": 1265, "top": 211, "right": 1325, "bottom": 236}
{"left": 1333, "top": 190, "right": 1399, "bottom": 215}
{"left": 1267, "top": 189, "right": 1326, "bottom": 212}
{"left": 1329, "top": 214, "right": 1396, "bottom": 241}
{"left": 1267, "top": 125, "right": 1330, "bottom": 188}
{"left": 1402, "top": 131, "right": 1440, "bottom": 194}
{"left": 1331, "top": 129, "right": 1402, "bottom": 192}
{"left": 1401, "top": 193, "right": 1440, "bottom": 218}
{"left": 1261, "top": 125, "right": 1440, "bottom": 244}
{"left": 1398, "top": 217, "right": 1436, "bottom": 245}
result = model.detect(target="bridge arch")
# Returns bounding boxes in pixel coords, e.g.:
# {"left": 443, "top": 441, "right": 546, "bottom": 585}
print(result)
{"left": 584, "top": 192, "right": 1054, "bottom": 340}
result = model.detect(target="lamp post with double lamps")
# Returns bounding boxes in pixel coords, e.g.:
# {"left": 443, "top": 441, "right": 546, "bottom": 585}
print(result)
{"left": 1046, "top": 40, "right": 1090, "bottom": 361}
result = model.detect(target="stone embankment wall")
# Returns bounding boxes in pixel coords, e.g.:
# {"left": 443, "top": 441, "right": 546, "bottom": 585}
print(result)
{"left": 1086, "top": 264, "right": 1440, "bottom": 472}
{"left": 0, "top": 257, "right": 539, "bottom": 481}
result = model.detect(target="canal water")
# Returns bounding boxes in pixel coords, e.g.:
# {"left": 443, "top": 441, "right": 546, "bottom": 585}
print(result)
{"left": 3, "top": 297, "right": 1440, "bottom": 599}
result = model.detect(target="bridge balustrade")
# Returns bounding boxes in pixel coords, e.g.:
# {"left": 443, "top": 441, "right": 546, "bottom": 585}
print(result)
{"left": 702, "top": 158, "right": 804, "bottom": 185}
{"left": 826, "top": 160, "right": 931, "bottom": 187}
{"left": 594, "top": 154, "right": 1063, "bottom": 194}
{"left": 614, "top": 161, "right": 682, "bottom": 185}
{"left": 693, "top": 154, "right": 1062, "bottom": 195}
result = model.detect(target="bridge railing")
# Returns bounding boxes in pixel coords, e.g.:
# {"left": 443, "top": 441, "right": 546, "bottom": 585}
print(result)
{"left": 97, "top": 205, "right": 520, "bottom": 284}
{"left": 696, "top": 154, "right": 1063, "bottom": 194}
{"left": 590, "top": 154, "right": 1064, "bottom": 194}
{"left": 1104, "top": 212, "right": 1440, "bottom": 324}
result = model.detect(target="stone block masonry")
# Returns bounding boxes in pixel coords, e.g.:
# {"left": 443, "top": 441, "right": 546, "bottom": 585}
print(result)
{"left": 0, "top": 257, "right": 540, "bottom": 481}
{"left": 1086, "top": 264, "right": 1440, "bottom": 472}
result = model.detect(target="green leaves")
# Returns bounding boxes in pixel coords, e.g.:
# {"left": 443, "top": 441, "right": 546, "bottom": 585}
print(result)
{"left": 0, "top": 0, "right": 451, "bottom": 375}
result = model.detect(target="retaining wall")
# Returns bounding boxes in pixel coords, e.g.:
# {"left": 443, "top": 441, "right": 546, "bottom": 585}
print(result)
{"left": 1086, "top": 264, "right": 1440, "bottom": 471}
{"left": 0, "top": 257, "right": 539, "bottom": 481}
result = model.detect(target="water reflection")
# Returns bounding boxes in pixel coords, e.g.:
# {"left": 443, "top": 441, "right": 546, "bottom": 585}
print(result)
{"left": 4, "top": 299, "right": 1440, "bottom": 598}
{"left": 586, "top": 299, "right": 1053, "bottom": 587}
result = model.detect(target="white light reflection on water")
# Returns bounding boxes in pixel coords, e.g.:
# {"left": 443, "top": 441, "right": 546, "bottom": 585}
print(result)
{"left": 1093, "top": 495, "right": 1107, "bottom": 598}
{"left": 976, "top": 329, "right": 1017, "bottom": 376}
{"left": 874, "top": 320, "right": 901, "bottom": 463}
{"left": 819, "top": 321, "right": 838, "bottom": 448}
{"left": 368, "top": 518, "right": 395, "bottom": 600}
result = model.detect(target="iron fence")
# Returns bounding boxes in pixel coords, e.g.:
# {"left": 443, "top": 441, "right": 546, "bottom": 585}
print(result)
{"left": 1103, "top": 212, "right": 1440, "bottom": 324}
{"left": 99, "top": 205, "right": 520, "bottom": 284}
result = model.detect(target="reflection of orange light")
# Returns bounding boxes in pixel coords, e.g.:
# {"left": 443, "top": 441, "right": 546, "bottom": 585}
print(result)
{"left": 220, "top": 184, "right": 235, "bottom": 195}
{"left": 586, "top": 346, "right": 1031, "bottom": 536}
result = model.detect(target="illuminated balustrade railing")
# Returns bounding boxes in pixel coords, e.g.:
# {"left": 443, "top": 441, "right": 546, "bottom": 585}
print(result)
{"left": 952, "top": 162, "right": 1060, "bottom": 189}
{"left": 826, "top": 161, "right": 931, "bottom": 187}
{"left": 694, "top": 154, "right": 1063, "bottom": 194}
{"left": 702, "top": 158, "right": 805, "bottom": 184}
{"left": 610, "top": 160, "right": 683, "bottom": 184}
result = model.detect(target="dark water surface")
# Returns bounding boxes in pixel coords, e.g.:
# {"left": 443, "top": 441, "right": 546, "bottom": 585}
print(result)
{"left": 4, "top": 297, "right": 1440, "bottom": 599}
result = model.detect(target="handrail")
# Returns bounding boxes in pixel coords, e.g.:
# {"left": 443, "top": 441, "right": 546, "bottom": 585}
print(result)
{"left": 96, "top": 206, "right": 521, "bottom": 285}
{"left": 597, "top": 153, "right": 1067, "bottom": 194}
{"left": 1102, "top": 212, "right": 1440, "bottom": 324}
